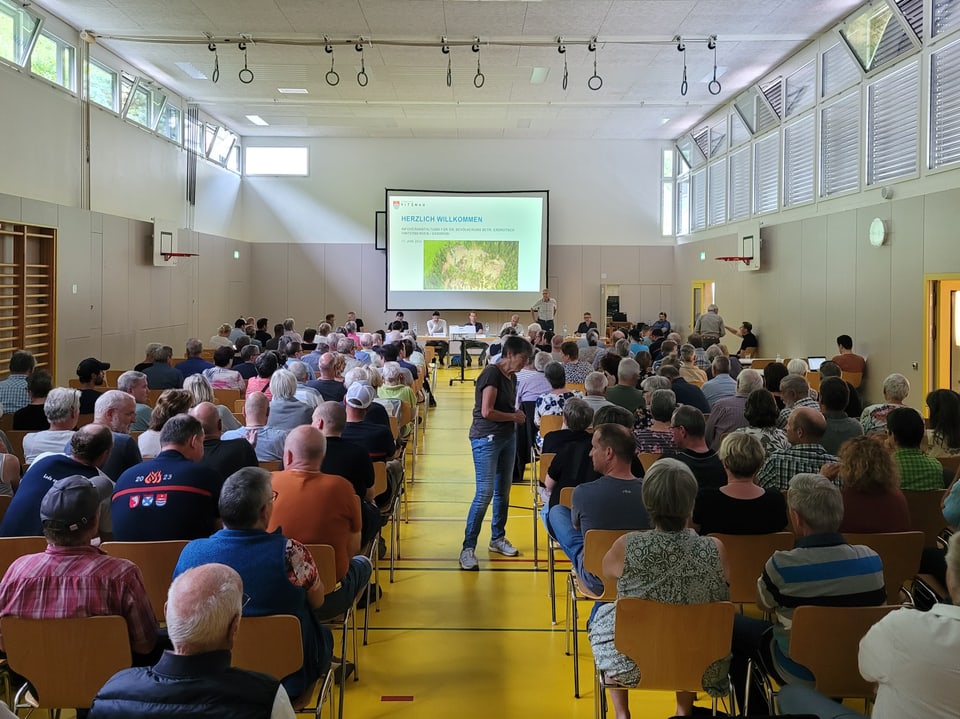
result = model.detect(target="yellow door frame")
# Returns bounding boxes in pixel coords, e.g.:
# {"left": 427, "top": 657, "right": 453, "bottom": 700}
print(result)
{"left": 690, "top": 280, "right": 715, "bottom": 332}
{"left": 923, "top": 274, "right": 960, "bottom": 399}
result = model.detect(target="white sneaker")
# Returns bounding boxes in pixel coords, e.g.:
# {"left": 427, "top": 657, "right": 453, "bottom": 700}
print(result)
{"left": 459, "top": 548, "right": 479, "bottom": 570}
{"left": 488, "top": 537, "right": 519, "bottom": 557}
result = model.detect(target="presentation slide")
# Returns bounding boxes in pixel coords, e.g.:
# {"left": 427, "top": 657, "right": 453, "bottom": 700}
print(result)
{"left": 386, "top": 189, "right": 549, "bottom": 313}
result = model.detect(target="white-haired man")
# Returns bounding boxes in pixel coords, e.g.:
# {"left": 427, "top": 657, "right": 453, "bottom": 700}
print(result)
{"left": 88, "top": 390, "right": 142, "bottom": 480}
{"left": 117, "top": 370, "right": 152, "bottom": 432}
{"left": 705, "top": 369, "right": 763, "bottom": 450}
{"left": 22, "top": 387, "right": 80, "bottom": 464}
{"left": 693, "top": 303, "right": 725, "bottom": 345}
{"left": 580, "top": 371, "right": 613, "bottom": 414}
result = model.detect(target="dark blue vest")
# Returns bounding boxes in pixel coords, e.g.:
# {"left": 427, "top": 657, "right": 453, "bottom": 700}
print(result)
{"left": 174, "top": 528, "right": 330, "bottom": 698}
{"left": 89, "top": 650, "right": 278, "bottom": 718}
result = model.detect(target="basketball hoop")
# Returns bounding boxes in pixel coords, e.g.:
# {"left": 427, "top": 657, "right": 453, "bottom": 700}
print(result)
{"left": 716, "top": 256, "right": 752, "bottom": 266}
{"left": 161, "top": 252, "right": 199, "bottom": 261}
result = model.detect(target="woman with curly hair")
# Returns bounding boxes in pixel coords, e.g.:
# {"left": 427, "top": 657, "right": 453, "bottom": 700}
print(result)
{"left": 837, "top": 434, "right": 910, "bottom": 533}
{"left": 925, "top": 388, "right": 960, "bottom": 458}
{"left": 138, "top": 389, "right": 194, "bottom": 458}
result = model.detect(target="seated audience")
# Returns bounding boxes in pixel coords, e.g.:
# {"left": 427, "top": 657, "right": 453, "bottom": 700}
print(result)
{"left": 693, "top": 432, "right": 787, "bottom": 536}
{"left": 0, "top": 349, "right": 35, "bottom": 413}
{"left": 763, "top": 361, "right": 789, "bottom": 410}
{"left": 190, "top": 402, "right": 258, "bottom": 481}
{"left": 757, "top": 407, "right": 837, "bottom": 491}
{"left": 924, "top": 388, "right": 960, "bottom": 458}
{"left": 267, "top": 426, "right": 373, "bottom": 622}
{"left": 0, "top": 425, "right": 114, "bottom": 537}
{"left": 534, "top": 362, "right": 582, "bottom": 450}
{"left": 0, "top": 476, "right": 159, "bottom": 659}
{"left": 559, "top": 341, "right": 593, "bottom": 385}
{"left": 117, "top": 370, "right": 152, "bottom": 432}
{"left": 306, "top": 352, "right": 346, "bottom": 402}
{"left": 776, "top": 374, "right": 819, "bottom": 429}
{"left": 659, "top": 364, "right": 711, "bottom": 414}
{"left": 138, "top": 389, "right": 194, "bottom": 458}
{"left": 142, "top": 345, "right": 184, "bottom": 390}
{"left": 705, "top": 369, "right": 764, "bottom": 450}
{"left": 832, "top": 435, "right": 910, "bottom": 533}
{"left": 588, "top": 459, "right": 729, "bottom": 719}
{"left": 232, "top": 343, "right": 260, "bottom": 380}
{"left": 89, "top": 390, "right": 142, "bottom": 481}
{"left": 23, "top": 387, "right": 80, "bottom": 463}
{"left": 12, "top": 368, "right": 51, "bottom": 430}
{"left": 632, "top": 389, "right": 676, "bottom": 454}
{"left": 76, "top": 357, "right": 108, "bottom": 414}
{"left": 580, "top": 371, "right": 613, "bottom": 414}
{"left": 818, "top": 376, "right": 863, "bottom": 455}
{"left": 730, "top": 474, "right": 885, "bottom": 713}
{"left": 887, "top": 405, "right": 944, "bottom": 491}
{"left": 733, "top": 388, "right": 789, "bottom": 457}
{"left": 667, "top": 405, "right": 726, "bottom": 490}
{"left": 113, "top": 414, "right": 222, "bottom": 541}
{"left": 221, "top": 391, "right": 288, "bottom": 462}
{"left": 184, "top": 373, "right": 241, "bottom": 432}
{"left": 341, "top": 383, "right": 400, "bottom": 506}
{"left": 202, "top": 345, "right": 245, "bottom": 391}
{"left": 172, "top": 470, "right": 332, "bottom": 702}
{"left": 288, "top": 360, "right": 321, "bottom": 409}
{"left": 208, "top": 324, "right": 235, "bottom": 349}
{"left": 818, "top": 360, "right": 862, "bottom": 418}
{"left": 176, "top": 339, "right": 215, "bottom": 379}
{"left": 245, "top": 351, "right": 279, "bottom": 399}
{"left": 515, "top": 350, "right": 553, "bottom": 406}
{"left": 700, "top": 355, "right": 736, "bottom": 406}
{"left": 378, "top": 361, "right": 417, "bottom": 436}
{"left": 605, "top": 358, "right": 645, "bottom": 416}
{"left": 267, "top": 369, "right": 312, "bottom": 431}
{"left": 678, "top": 344, "right": 707, "bottom": 385}
{"left": 636, "top": 375, "right": 670, "bottom": 430}
{"left": 860, "top": 373, "right": 909, "bottom": 435}
{"left": 540, "top": 398, "right": 594, "bottom": 527}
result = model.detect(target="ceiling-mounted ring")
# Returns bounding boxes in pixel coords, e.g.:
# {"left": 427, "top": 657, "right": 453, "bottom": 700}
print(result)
{"left": 472, "top": 36, "right": 480, "bottom": 53}
{"left": 587, "top": 37, "right": 601, "bottom": 90}
{"left": 557, "top": 36, "right": 566, "bottom": 54}
{"left": 441, "top": 36, "right": 449, "bottom": 54}
{"left": 238, "top": 43, "right": 253, "bottom": 84}
{"left": 207, "top": 42, "right": 216, "bottom": 52}
{"left": 238, "top": 41, "right": 247, "bottom": 52}
{"left": 326, "top": 51, "right": 339, "bottom": 85}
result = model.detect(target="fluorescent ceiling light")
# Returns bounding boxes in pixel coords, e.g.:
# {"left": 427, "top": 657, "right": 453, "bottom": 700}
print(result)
{"left": 661, "top": 118, "right": 670, "bottom": 125}
{"left": 529, "top": 67, "right": 548, "bottom": 85}
{"left": 278, "top": 88, "right": 309, "bottom": 94}
{"left": 246, "top": 115, "right": 269, "bottom": 126}
{"left": 175, "top": 62, "right": 207, "bottom": 80}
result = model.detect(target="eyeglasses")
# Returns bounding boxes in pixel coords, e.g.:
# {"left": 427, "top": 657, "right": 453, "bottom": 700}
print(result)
{"left": 271, "top": 491, "right": 279, "bottom": 501}
{"left": 242, "top": 593, "right": 252, "bottom": 610}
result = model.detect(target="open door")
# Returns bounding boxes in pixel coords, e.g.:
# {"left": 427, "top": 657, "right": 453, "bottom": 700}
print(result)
{"left": 690, "top": 281, "right": 715, "bottom": 334}
{"left": 926, "top": 276, "right": 960, "bottom": 397}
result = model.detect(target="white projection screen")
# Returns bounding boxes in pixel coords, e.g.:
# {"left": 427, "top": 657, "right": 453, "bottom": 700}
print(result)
{"left": 385, "top": 189, "right": 549, "bottom": 311}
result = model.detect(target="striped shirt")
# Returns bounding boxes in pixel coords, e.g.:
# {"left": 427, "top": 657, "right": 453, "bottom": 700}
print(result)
{"left": 0, "top": 544, "right": 158, "bottom": 654}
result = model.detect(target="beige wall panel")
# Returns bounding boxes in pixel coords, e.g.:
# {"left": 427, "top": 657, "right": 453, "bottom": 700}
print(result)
{"left": 249, "top": 243, "right": 290, "bottom": 324}
{"left": 854, "top": 207, "right": 893, "bottom": 404}
{"left": 360, "top": 245, "right": 387, "bottom": 329}
{"left": 823, "top": 210, "right": 858, "bottom": 356}
{"left": 58, "top": 213, "right": 97, "bottom": 342}
{"left": 21, "top": 198, "right": 59, "bottom": 228}
{"left": 0, "top": 194, "right": 20, "bottom": 221}
{"left": 600, "top": 246, "right": 642, "bottom": 285}
{"left": 322, "top": 244, "right": 363, "bottom": 321}
{"left": 799, "top": 216, "right": 829, "bottom": 355}
{"left": 100, "top": 212, "right": 131, "bottom": 338}
{"left": 922, "top": 188, "right": 960, "bottom": 274}
{"left": 637, "top": 247, "right": 675, "bottom": 285}
{"left": 889, "top": 195, "right": 925, "bottom": 404}
{"left": 286, "top": 244, "right": 326, "bottom": 324}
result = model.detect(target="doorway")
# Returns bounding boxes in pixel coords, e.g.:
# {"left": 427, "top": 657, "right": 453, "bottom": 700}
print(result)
{"left": 925, "top": 276, "right": 960, "bottom": 397}
{"left": 690, "top": 281, "right": 715, "bottom": 334}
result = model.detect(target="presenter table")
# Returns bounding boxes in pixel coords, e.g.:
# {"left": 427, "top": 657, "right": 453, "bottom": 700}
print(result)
{"left": 448, "top": 333, "right": 489, "bottom": 386}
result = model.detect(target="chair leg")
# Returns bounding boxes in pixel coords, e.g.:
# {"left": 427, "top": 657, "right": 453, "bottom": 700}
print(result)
{"left": 564, "top": 574, "right": 573, "bottom": 656}
{"left": 350, "top": 608, "right": 359, "bottom": 682}
{"left": 548, "top": 541, "right": 557, "bottom": 625}
{"left": 572, "top": 584, "right": 581, "bottom": 698}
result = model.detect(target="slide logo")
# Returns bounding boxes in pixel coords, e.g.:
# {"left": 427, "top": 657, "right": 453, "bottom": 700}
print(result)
{"left": 392, "top": 200, "right": 400, "bottom": 208}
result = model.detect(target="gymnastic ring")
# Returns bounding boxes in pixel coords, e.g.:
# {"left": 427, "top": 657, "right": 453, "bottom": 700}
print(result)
{"left": 708, "top": 79, "right": 722, "bottom": 95}
{"left": 326, "top": 70, "right": 340, "bottom": 86}
{"left": 357, "top": 70, "right": 368, "bottom": 87}
{"left": 239, "top": 67, "right": 254, "bottom": 84}
{"left": 588, "top": 74, "right": 602, "bottom": 91}
{"left": 474, "top": 72, "right": 485, "bottom": 88}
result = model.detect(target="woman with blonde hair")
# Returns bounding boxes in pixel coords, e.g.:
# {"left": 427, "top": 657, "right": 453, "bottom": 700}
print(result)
{"left": 183, "top": 373, "right": 240, "bottom": 432}
{"left": 138, "top": 389, "right": 194, "bottom": 457}
{"left": 208, "top": 323, "right": 234, "bottom": 348}
{"left": 837, "top": 434, "right": 910, "bottom": 533}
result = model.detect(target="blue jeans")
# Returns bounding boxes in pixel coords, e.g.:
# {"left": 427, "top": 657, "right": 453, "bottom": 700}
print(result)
{"left": 463, "top": 433, "right": 516, "bottom": 550}
{"left": 548, "top": 504, "right": 603, "bottom": 595}
{"left": 313, "top": 555, "right": 373, "bottom": 622}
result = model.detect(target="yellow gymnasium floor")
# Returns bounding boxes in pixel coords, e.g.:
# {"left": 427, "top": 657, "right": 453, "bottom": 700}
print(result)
{"left": 343, "top": 364, "right": 681, "bottom": 719}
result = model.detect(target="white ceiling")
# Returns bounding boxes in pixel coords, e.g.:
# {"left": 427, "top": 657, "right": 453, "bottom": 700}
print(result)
{"left": 37, "top": 0, "right": 867, "bottom": 140}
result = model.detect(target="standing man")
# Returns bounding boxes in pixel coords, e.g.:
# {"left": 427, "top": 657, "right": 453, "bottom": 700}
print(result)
{"left": 832, "top": 334, "right": 867, "bottom": 374}
{"left": 460, "top": 336, "right": 532, "bottom": 571}
{"left": 693, "top": 304, "right": 725, "bottom": 346}
{"left": 531, "top": 288, "right": 558, "bottom": 333}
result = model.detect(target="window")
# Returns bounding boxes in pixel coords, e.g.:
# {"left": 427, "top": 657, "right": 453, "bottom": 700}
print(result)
{"left": 728, "top": 147, "right": 751, "bottom": 221}
{"left": 784, "top": 61, "right": 816, "bottom": 117}
{"left": 783, "top": 114, "right": 816, "bottom": 207}
{"left": 709, "top": 119, "right": 727, "bottom": 157}
{"left": 753, "top": 131, "right": 780, "bottom": 215}
{"left": 0, "top": 0, "right": 40, "bottom": 68}
{"left": 30, "top": 31, "right": 75, "bottom": 91}
{"left": 933, "top": 0, "right": 960, "bottom": 36}
{"left": 930, "top": 38, "right": 960, "bottom": 168}
{"left": 820, "top": 91, "right": 861, "bottom": 196}
{"left": 734, "top": 86, "right": 779, "bottom": 135}
{"left": 708, "top": 159, "right": 727, "bottom": 226}
{"left": 867, "top": 60, "right": 919, "bottom": 184}
{"left": 822, "top": 43, "right": 861, "bottom": 97}
{"left": 896, "top": 0, "right": 924, "bottom": 40}
{"left": 119, "top": 73, "right": 135, "bottom": 113}
{"left": 88, "top": 59, "right": 118, "bottom": 110}
{"left": 676, "top": 136, "right": 706, "bottom": 169}
{"left": 158, "top": 103, "right": 182, "bottom": 143}
{"left": 124, "top": 81, "right": 166, "bottom": 130}
{"left": 244, "top": 147, "right": 310, "bottom": 176}
{"left": 840, "top": 1, "right": 918, "bottom": 73}
{"left": 661, "top": 149, "right": 674, "bottom": 236}
{"left": 690, "top": 169, "right": 707, "bottom": 231}
{"left": 692, "top": 127, "right": 710, "bottom": 159}
{"left": 729, "top": 111, "right": 751, "bottom": 147}
{"left": 208, "top": 126, "right": 238, "bottom": 165}
{"left": 676, "top": 177, "right": 690, "bottom": 236}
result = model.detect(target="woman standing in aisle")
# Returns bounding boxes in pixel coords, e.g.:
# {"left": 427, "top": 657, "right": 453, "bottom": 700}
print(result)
{"left": 459, "top": 335, "right": 533, "bottom": 571}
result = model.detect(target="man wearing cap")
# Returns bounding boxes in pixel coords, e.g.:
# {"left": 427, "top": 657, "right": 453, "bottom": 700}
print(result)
{"left": 341, "top": 383, "right": 400, "bottom": 506}
{"left": 77, "top": 357, "right": 110, "bottom": 414}
{"left": 2, "top": 424, "right": 116, "bottom": 539}
{"left": 267, "top": 426, "right": 372, "bottom": 622}
{"left": 111, "top": 414, "right": 222, "bottom": 542}
{"left": 0, "top": 476, "right": 159, "bottom": 658}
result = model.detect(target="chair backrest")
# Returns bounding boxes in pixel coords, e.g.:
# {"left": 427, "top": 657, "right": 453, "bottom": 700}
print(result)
{"left": 539, "top": 414, "right": 563, "bottom": 439}
{"left": 399, "top": 401, "right": 414, "bottom": 428}
{"left": 936, "top": 455, "right": 960, "bottom": 478}
{"left": 638, "top": 452, "right": 660, "bottom": 471}
{"left": 614, "top": 598, "right": 735, "bottom": 693}
{"left": 4, "top": 430, "right": 27, "bottom": 465}
{"left": 843, "top": 531, "right": 924, "bottom": 604}
{"left": 903, "top": 490, "right": 950, "bottom": 547}
{"left": 747, "top": 358, "right": 773, "bottom": 371}
{"left": 372, "top": 462, "right": 388, "bottom": 497}
{"left": 805, "top": 371, "right": 821, "bottom": 392}
{"left": 740, "top": 347, "right": 756, "bottom": 359}
{"left": 0, "top": 414, "right": 13, "bottom": 432}
{"left": 789, "top": 604, "right": 899, "bottom": 699}
{"left": 707, "top": 532, "right": 795, "bottom": 605}
{"left": 567, "top": 383, "right": 585, "bottom": 394}
{"left": 841, "top": 371, "right": 863, "bottom": 388}
{"left": 558, "top": 486, "right": 574, "bottom": 508}
{"left": 67, "top": 378, "right": 82, "bottom": 389}
{"left": 232, "top": 614, "right": 303, "bottom": 679}
{"left": 258, "top": 460, "right": 281, "bottom": 472}
{"left": 213, "top": 388, "right": 242, "bottom": 408}
{"left": 104, "top": 369, "right": 123, "bottom": 387}
{"left": 100, "top": 540, "right": 189, "bottom": 621}
{"left": 77, "top": 413, "right": 95, "bottom": 427}
{"left": 0, "top": 494, "right": 12, "bottom": 525}
{"left": 538, "top": 453, "right": 555, "bottom": 486}
{"left": 581, "top": 529, "right": 634, "bottom": 601}
{"left": 2, "top": 615, "right": 132, "bottom": 709}
{"left": 388, "top": 416, "right": 399, "bottom": 440}
{"left": 234, "top": 398, "right": 246, "bottom": 413}
{"left": 304, "top": 544, "right": 339, "bottom": 594}
{"left": 145, "top": 389, "right": 164, "bottom": 407}
{"left": 0, "top": 536, "right": 48, "bottom": 578}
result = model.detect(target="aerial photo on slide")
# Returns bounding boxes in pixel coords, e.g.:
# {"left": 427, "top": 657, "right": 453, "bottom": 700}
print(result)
{"left": 423, "top": 240, "right": 519, "bottom": 290}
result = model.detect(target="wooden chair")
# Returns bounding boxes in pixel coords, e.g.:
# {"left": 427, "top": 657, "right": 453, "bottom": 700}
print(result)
{"left": 234, "top": 398, "right": 247, "bottom": 413}
{"left": 145, "top": 389, "right": 164, "bottom": 407}
{"left": 843, "top": 531, "right": 924, "bottom": 604}
{"left": 104, "top": 369, "right": 124, "bottom": 387}
{"left": 212, "top": 388, "right": 242, "bottom": 408}
{"left": 566, "top": 528, "right": 633, "bottom": 698}
{"left": 233, "top": 614, "right": 333, "bottom": 714}
{"left": 638, "top": 452, "right": 660, "bottom": 471}
{"left": 374, "top": 461, "right": 401, "bottom": 587}
{"left": 608, "top": 599, "right": 736, "bottom": 716}
{"left": 747, "top": 358, "right": 773, "bottom": 371}
{"left": 76, "top": 413, "right": 95, "bottom": 427}
{"left": 0, "top": 536, "right": 47, "bottom": 579}
{"left": 0, "top": 494, "right": 11, "bottom": 526}
{"left": 306, "top": 544, "right": 363, "bottom": 719}
{"left": 4, "top": 430, "right": 27, "bottom": 465}
{"left": 0, "top": 414, "right": 12, "bottom": 432}
{"left": 567, "top": 383, "right": 585, "bottom": 394}
{"left": 539, "top": 414, "right": 563, "bottom": 443}
{"left": 539, "top": 456, "right": 559, "bottom": 623}
{"left": 781, "top": 605, "right": 899, "bottom": 705}
{"left": 67, "top": 378, "right": 82, "bottom": 389}
{"left": 805, "top": 371, "right": 821, "bottom": 392}
{"left": 258, "top": 460, "right": 282, "bottom": 471}
{"left": 3, "top": 615, "right": 131, "bottom": 712}
{"left": 101, "top": 540, "right": 189, "bottom": 621}
{"left": 707, "top": 532, "right": 795, "bottom": 606}
{"left": 841, "top": 371, "right": 863, "bottom": 388}
{"left": 398, "top": 400, "right": 417, "bottom": 482}
{"left": 740, "top": 347, "right": 756, "bottom": 359}
{"left": 903, "top": 489, "right": 950, "bottom": 547}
